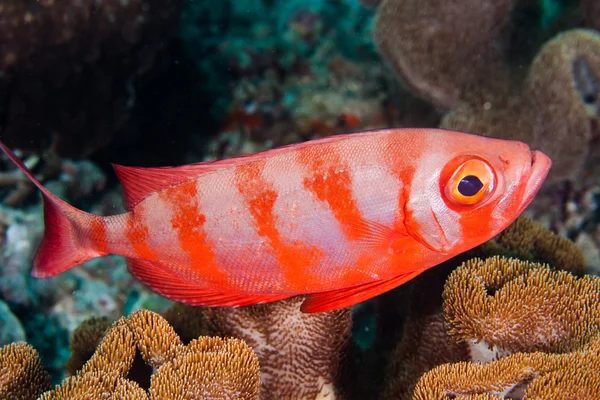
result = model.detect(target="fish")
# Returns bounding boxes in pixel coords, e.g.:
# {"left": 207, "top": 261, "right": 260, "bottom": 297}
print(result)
{"left": 0, "top": 128, "right": 551, "bottom": 313}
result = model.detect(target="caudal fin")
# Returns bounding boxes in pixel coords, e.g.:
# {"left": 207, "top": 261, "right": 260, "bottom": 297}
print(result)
{"left": 0, "top": 140, "right": 104, "bottom": 277}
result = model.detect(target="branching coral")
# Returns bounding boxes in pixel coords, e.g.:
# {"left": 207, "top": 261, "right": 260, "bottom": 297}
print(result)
{"left": 202, "top": 297, "right": 352, "bottom": 400}
{"left": 0, "top": 342, "right": 51, "bottom": 400}
{"left": 40, "top": 310, "right": 260, "bottom": 399}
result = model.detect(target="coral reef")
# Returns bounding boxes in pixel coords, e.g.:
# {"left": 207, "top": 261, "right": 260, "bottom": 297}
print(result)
{"left": 0, "top": 0, "right": 183, "bottom": 158}
{"left": 4, "top": 253, "right": 599, "bottom": 399}
{"left": 64, "top": 317, "right": 113, "bottom": 376}
{"left": 0, "top": 342, "right": 51, "bottom": 399}
{"left": 149, "top": 336, "right": 260, "bottom": 400}
{"left": 0, "top": 154, "right": 172, "bottom": 380}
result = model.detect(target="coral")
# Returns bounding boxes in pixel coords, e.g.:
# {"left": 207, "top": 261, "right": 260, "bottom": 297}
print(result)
{"left": 443, "top": 257, "right": 600, "bottom": 357}
{"left": 149, "top": 336, "right": 260, "bottom": 400}
{"left": 0, "top": 342, "right": 51, "bottom": 399}
{"left": 381, "top": 244, "right": 600, "bottom": 399}
{"left": 40, "top": 310, "right": 260, "bottom": 399}
{"left": 126, "top": 309, "right": 185, "bottom": 369}
{"left": 412, "top": 348, "right": 600, "bottom": 399}
{"left": 181, "top": 0, "right": 405, "bottom": 161}
{"left": 0, "top": 0, "right": 183, "bottom": 158}
{"left": 38, "top": 371, "right": 148, "bottom": 400}
{"left": 201, "top": 297, "right": 352, "bottom": 399}
{"left": 76, "top": 317, "right": 137, "bottom": 378}
{"left": 476, "top": 215, "right": 587, "bottom": 274}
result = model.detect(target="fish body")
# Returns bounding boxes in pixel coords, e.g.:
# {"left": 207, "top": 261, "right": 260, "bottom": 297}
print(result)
{"left": 0, "top": 128, "right": 551, "bottom": 312}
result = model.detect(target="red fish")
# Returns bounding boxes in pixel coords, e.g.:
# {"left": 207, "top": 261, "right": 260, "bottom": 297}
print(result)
{"left": 0, "top": 129, "right": 551, "bottom": 312}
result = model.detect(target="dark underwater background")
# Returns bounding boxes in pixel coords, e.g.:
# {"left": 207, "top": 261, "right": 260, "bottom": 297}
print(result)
{"left": 1, "top": 0, "right": 600, "bottom": 398}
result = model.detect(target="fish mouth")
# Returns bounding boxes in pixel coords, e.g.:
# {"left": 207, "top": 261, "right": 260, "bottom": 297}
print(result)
{"left": 517, "top": 150, "right": 552, "bottom": 213}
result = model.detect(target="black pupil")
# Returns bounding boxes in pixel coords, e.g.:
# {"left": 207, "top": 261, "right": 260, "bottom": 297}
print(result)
{"left": 457, "top": 175, "right": 484, "bottom": 197}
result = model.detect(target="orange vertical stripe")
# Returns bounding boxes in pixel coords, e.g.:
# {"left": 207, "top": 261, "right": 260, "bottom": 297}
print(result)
{"left": 234, "top": 161, "right": 323, "bottom": 290}
{"left": 125, "top": 207, "right": 159, "bottom": 261}
{"left": 381, "top": 133, "right": 422, "bottom": 234}
{"left": 296, "top": 144, "right": 368, "bottom": 241}
{"left": 160, "top": 180, "right": 230, "bottom": 287}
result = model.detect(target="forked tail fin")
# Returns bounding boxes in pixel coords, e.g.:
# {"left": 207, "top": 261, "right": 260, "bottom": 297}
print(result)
{"left": 0, "top": 140, "right": 104, "bottom": 277}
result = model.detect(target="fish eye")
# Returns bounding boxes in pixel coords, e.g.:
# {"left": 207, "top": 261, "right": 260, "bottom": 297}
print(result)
{"left": 444, "top": 159, "right": 495, "bottom": 206}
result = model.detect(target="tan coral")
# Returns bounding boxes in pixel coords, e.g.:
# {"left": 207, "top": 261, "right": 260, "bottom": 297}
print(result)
{"left": 77, "top": 317, "right": 137, "bottom": 377}
{"left": 39, "top": 371, "right": 148, "bottom": 400}
{"left": 65, "top": 316, "right": 113, "bottom": 376}
{"left": 126, "top": 309, "right": 185, "bottom": 369}
{"left": 149, "top": 336, "right": 260, "bottom": 400}
{"left": 0, "top": 342, "right": 51, "bottom": 400}
{"left": 476, "top": 215, "right": 587, "bottom": 274}
{"left": 43, "top": 309, "right": 261, "bottom": 399}
{"left": 412, "top": 350, "right": 600, "bottom": 399}
{"left": 203, "top": 296, "right": 352, "bottom": 400}
{"left": 443, "top": 256, "right": 600, "bottom": 359}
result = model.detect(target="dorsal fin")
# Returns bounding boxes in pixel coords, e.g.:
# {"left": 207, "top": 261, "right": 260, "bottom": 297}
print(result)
{"left": 112, "top": 163, "right": 218, "bottom": 209}
{"left": 112, "top": 129, "right": 395, "bottom": 209}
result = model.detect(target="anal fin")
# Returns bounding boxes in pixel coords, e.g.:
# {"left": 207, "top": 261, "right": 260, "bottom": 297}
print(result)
{"left": 301, "top": 269, "right": 424, "bottom": 313}
{"left": 127, "top": 258, "right": 292, "bottom": 307}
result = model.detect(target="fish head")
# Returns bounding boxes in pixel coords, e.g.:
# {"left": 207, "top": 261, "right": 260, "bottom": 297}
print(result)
{"left": 402, "top": 129, "right": 551, "bottom": 255}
